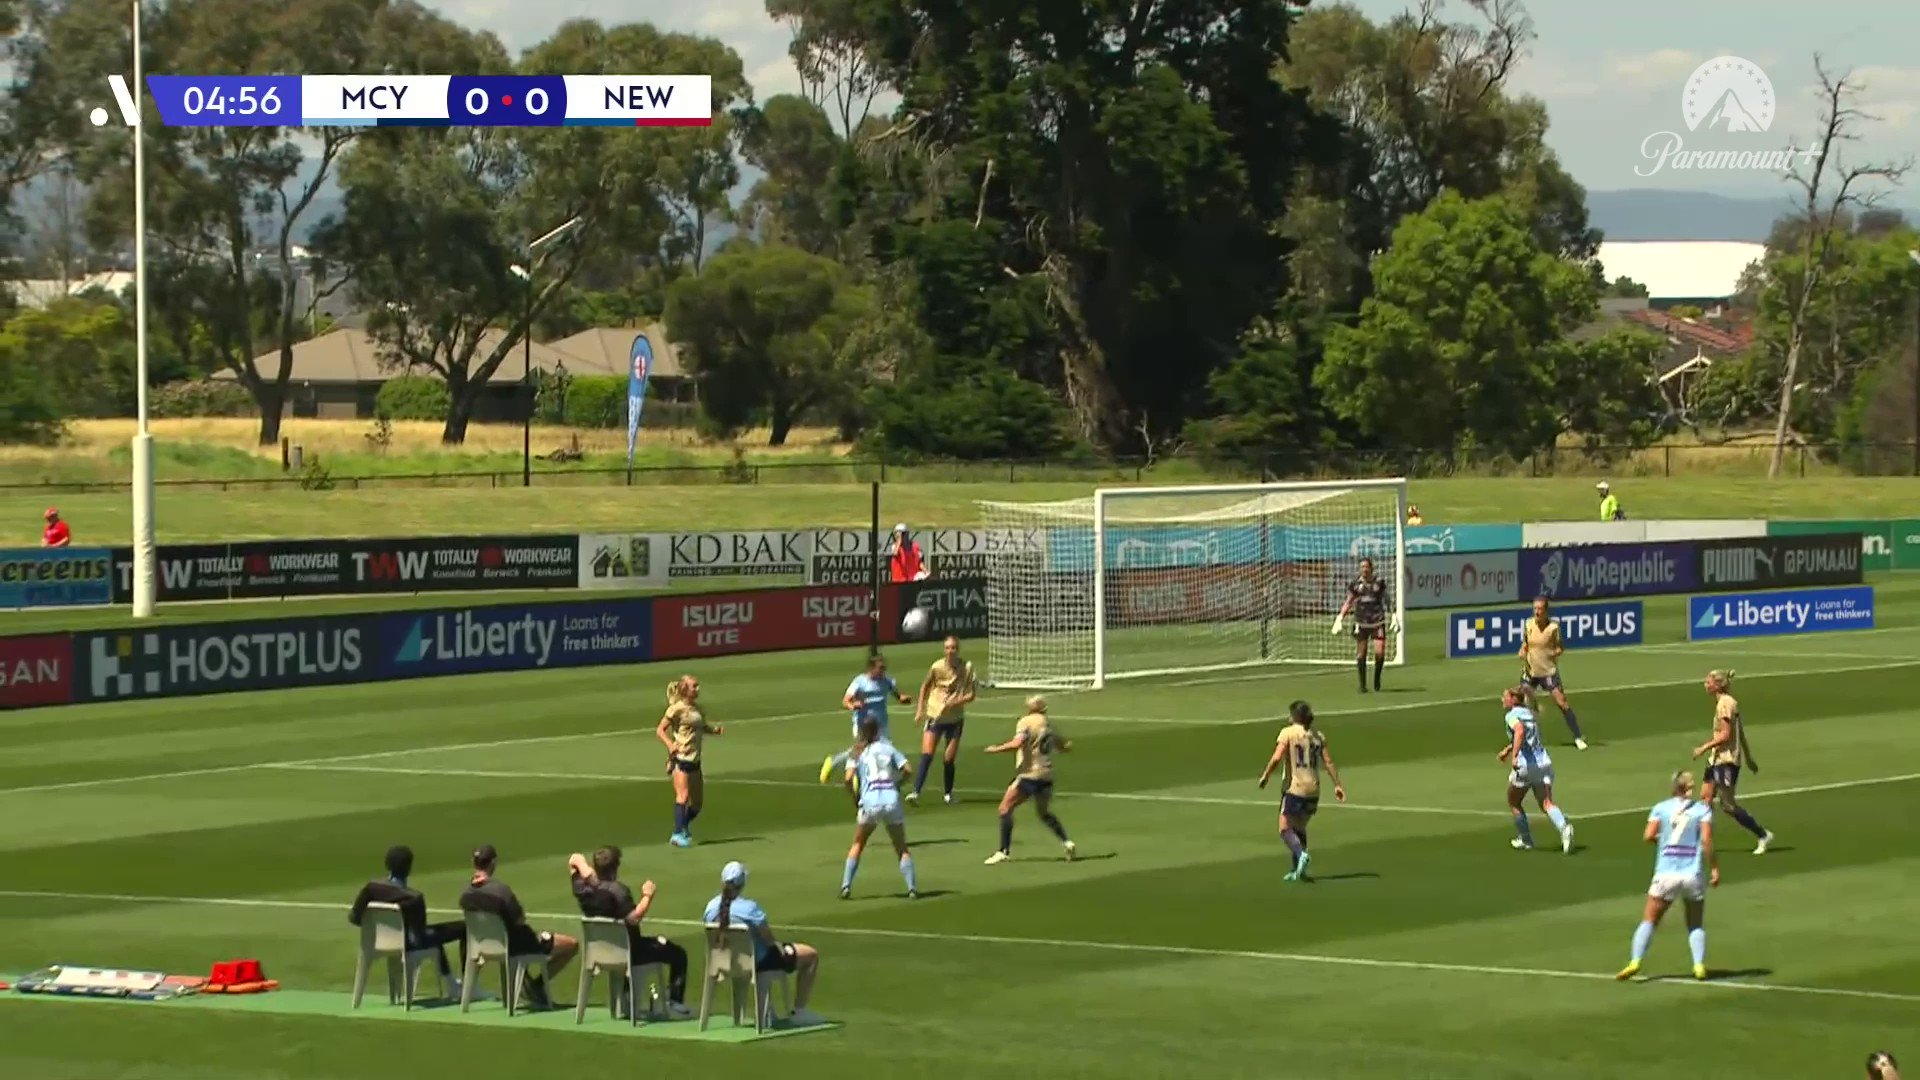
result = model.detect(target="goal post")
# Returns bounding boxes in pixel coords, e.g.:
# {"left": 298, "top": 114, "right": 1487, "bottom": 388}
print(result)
{"left": 979, "top": 478, "right": 1408, "bottom": 689}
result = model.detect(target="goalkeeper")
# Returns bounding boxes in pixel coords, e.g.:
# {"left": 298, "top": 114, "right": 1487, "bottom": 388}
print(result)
{"left": 1331, "top": 557, "right": 1398, "bottom": 693}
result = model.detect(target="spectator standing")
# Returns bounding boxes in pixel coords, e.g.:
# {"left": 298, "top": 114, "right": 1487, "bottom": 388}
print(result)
{"left": 42, "top": 508, "right": 70, "bottom": 547}
{"left": 567, "top": 846, "right": 693, "bottom": 1018}
{"left": 1406, "top": 505, "right": 1424, "bottom": 526}
{"left": 347, "top": 844, "right": 467, "bottom": 1000}
{"left": 1596, "top": 482, "right": 1623, "bottom": 521}
{"left": 887, "top": 524, "right": 926, "bottom": 583}
{"left": 459, "top": 844, "right": 577, "bottom": 1010}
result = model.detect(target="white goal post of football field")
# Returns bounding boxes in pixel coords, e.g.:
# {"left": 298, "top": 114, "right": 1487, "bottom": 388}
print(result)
{"left": 977, "top": 479, "right": 1408, "bottom": 689}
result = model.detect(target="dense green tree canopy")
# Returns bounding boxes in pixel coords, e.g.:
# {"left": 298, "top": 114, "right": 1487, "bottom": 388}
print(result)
{"left": 1316, "top": 191, "right": 1595, "bottom": 460}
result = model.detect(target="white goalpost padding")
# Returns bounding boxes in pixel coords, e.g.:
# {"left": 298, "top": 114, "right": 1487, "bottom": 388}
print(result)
{"left": 979, "top": 479, "right": 1408, "bottom": 689}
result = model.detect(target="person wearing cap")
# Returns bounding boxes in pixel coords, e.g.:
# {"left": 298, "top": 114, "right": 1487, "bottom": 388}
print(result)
{"left": 567, "top": 846, "right": 693, "bottom": 1018}
{"left": 1596, "top": 482, "right": 1623, "bottom": 521}
{"left": 459, "top": 844, "right": 578, "bottom": 1010}
{"left": 703, "top": 861, "right": 824, "bottom": 1026}
{"left": 886, "top": 524, "right": 926, "bottom": 583}
{"left": 347, "top": 844, "right": 467, "bottom": 1000}
{"left": 1405, "top": 504, "right": 1424, "bottom": 527}
{"left": 41, "top": 508, "right": 70, "bottom": 548}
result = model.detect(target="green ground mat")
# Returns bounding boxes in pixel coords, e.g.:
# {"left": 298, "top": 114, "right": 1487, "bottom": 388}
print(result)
{"left": 0, "top": 981, "right": 838, "bottom": 1042}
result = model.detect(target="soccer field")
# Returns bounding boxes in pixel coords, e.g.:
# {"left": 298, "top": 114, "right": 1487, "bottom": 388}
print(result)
{"left": 2, "top": 582, "right": 1916, "bottom": 1078}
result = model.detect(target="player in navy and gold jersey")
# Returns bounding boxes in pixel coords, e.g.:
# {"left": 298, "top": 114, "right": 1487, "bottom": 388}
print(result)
{"left": 1333, "top": 558, "right": 1397, "bottom": 693}
{"left": 656, "top": 676, "right": 722, "bottom": 848}
{"left": 1259, "top": 700, "right": 1346, "bottom": 882}
{"left": 1518, "top": 596, "right": 1587, "bottom": 749}
{"left": 910, "top": 637, "right": 976, "bottom": 805}
{"left": 982, "top": 697, "right": 1075, "bottom": 865}
{"left": 1691, "top": 669, "right": 1774, "bottom": 854}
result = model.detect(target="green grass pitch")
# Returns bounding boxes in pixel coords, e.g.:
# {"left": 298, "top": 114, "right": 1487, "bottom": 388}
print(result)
{"left": 3, "top": 581, "right": 1917, "bottom": 1078}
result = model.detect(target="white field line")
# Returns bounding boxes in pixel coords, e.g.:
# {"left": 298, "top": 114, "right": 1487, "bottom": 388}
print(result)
{"left": 0, "top": 887, "right": 1911, "bottom": 1006}
{"left": 6, "top": 654, "right": 1918, "bottom": 798}
{"left": 1584, "top": 772, "right": 1920, "bottom": 819}
{"left": 261, "top": 762, "right": 1507, "bottom": 818}
{"left": 267, "top": 764, "right": 1920, "bottom": 820}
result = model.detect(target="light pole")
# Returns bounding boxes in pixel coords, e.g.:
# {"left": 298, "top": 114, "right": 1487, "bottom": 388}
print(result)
{"left": 511, "top": 216, "right": 583, "bottom": 488}
{"left": 129, "top": 0, "right": 156, "bottom": 618}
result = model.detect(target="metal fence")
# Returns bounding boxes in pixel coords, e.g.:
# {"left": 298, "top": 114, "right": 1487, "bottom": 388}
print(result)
{"left": 2, "top": 441, "right": 1915, "bottom": 495}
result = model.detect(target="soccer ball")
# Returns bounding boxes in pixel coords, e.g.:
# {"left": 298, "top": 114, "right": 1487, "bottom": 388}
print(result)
{"left": 901, "top": 606, "right": 931, "bottom": 639}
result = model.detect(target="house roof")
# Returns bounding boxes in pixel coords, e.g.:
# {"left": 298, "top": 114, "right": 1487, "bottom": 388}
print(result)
{"left": 545, "top": 325, "right": 686, "bottom": 380}
{"left": 1620, "top": 307, "right": 1752, "bottom": 355}
{"left": 1595, "top": 241, "right": 1766, "bottom": 301}
{"left": 217, "top": 328, "right": 579, "bottom": 386}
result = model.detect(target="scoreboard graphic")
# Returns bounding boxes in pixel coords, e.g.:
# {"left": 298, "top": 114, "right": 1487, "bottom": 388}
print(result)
{"left": 130, "top": 74, "right": 711, "bottom": 127}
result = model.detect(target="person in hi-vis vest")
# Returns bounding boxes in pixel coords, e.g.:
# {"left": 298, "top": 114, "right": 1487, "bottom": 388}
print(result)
{"left": 1596, "top": 482, "right": 1623, "bottom": 521}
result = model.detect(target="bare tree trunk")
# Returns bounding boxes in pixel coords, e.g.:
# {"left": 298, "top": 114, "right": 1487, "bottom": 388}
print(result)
{"left": 1767, "top": 56, "right": 1912, "bottom": 477}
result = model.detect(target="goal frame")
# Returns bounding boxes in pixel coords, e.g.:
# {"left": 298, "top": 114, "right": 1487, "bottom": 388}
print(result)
{"left": 1087, "top": 478, "right": 1408, "bottom": 689}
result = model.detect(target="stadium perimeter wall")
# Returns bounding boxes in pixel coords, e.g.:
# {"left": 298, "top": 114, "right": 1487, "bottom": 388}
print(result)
{"left": 0, "top": 519, "right": 1897, "bottom": 710}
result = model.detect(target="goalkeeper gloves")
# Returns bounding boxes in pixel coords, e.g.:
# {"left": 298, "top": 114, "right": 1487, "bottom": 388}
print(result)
{"left": 1389, "top": 612, "right": 1402, "bottom": 633}
{"left": 1330, "top": 614, "right": 1344, "bottom": 635}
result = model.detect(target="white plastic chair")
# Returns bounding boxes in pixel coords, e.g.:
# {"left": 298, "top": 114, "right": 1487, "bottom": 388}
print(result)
{"left": 574, "top": 917, "right": 670, "bottom": 1026}
{"left": 698, "top": 922, "right": 790, "bottom": 1033}
{"left": 460, "top": 909, "right": 549, "bottom": 1015}
{"left": 351, "top": 901, "right": 445, "bottom": 1010}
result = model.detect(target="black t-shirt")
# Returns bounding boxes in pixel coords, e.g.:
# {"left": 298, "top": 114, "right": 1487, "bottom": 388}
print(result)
{"left": 349, "top": 879, "right": 429, "bottom": 936}
{"left": 460, "top": 876, "right": 528, "bottom": 928}
{"left": 1348, "top": 576, "right": 1388, "bottom": 624}
{"left": 572, "top": 873, "right": 643, "bottom": 951}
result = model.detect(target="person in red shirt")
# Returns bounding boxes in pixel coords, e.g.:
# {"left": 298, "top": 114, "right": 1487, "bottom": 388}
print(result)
{"left": 887, "top": 524, "right": 926, "bottom": 583}
{"left": 42, "top": 508, "right": 71, "bottom": 548}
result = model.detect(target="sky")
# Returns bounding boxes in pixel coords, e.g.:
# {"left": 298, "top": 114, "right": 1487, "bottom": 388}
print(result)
{"left": 428, "top": 0, "right": 1920, "bottom": 199}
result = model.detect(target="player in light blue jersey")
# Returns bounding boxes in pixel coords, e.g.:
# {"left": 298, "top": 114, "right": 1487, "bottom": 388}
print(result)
{"left": 1617, "top": 770, "right": 1719, "bottom": 982}
{"left": 839, "top": 718, "right": 918, "bottom": 900}
{"left": 1497, "top": 686, "right": 1575, "bottom": 853}
{"left": 820, "top": 654, "right": 912, "bottom": 785}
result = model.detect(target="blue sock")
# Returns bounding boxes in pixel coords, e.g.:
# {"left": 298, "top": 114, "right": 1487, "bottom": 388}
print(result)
{"left": 1630, "top": 920, "right": 1655, "bottom": 961}
{"left": 1513, "top": 812, "right": 1534, "bottom": 846}
{"left": 687, "top": 805, "right": 701, "bottom": 826}
{"left": 1687, "top": 927, "right": 1706, "bottom": 967}
{"left": 997, "top": 813, "right": 1013, "bottom": 853}
{"left": 840, "top": 856, "right": 858, "bottom": 891}
{"left": 1545, "top": 805, "right": 1568, "bottom": 831}
{"left": 1563, "top": 709, "right": 1584, "bottom": 740}
{"left": 1729, "top": 805, "right": 1767, "bottom": 838}
{"left": 673, "top": 803, "right": 689, "bottom": 835}
{"left": 942, "top": 760, "right": 955, "bottom": 796}
{"left": 899, "top": 855, "right": 916, "bottom": 893}
{"left": 914, "top": 754, "right": 933, "bottom": 794}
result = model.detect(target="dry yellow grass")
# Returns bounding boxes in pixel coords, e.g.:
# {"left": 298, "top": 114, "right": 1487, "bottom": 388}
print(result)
{"left": 5, "top": 419, "right": 851, "bottom": 460}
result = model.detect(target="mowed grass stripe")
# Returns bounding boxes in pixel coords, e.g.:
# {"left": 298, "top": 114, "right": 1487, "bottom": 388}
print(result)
{"left": 0, "top": 886, "right": 1914, "bottom": 1006}
{"left": 6, "top": 640, "right": 1916, "bottom": 798}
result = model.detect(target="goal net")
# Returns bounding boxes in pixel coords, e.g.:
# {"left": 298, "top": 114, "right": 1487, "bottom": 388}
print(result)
{"left": 978, "top": 480, "right": 1407, "bottom": 689}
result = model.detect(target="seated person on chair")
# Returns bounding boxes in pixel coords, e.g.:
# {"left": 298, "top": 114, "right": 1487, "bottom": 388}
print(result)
{"left": 459, "top": 843, "right": 578, "bottom": 1009}
{"left": 347, "top": 844, "right": 465, "bottom": 999}
{"left": 702, "top": 860, "right": 824, "bottom": 1025}
{"left": 567, "top": 845, "right": 693, "bottom": 1018}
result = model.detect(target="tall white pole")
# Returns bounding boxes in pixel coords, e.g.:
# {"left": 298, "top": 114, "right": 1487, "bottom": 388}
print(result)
{"left": 129, "top": 0, "right": 156, "bottom": 618}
